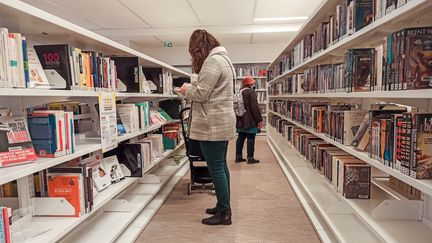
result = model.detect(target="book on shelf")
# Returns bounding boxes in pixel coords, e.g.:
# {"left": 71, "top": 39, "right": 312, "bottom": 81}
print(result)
{"left": 28, "top": 110, "right": 75, "bottom": 158}
{"left": 0, "top": 115, "right": 37, "bottom": 167}
{"left": 27, "top": 47, "right": 50, "bottom": 89}
{"left": 105, "top": 142, "right": 149, "bottom": 177}
{"left": 0, "top": 206, "right": 12, "bottom": 243}
{"left": 101, "top": 155, "right": 125, "bottom": 183}
{"left": 81, "top": 154, "right": 112, "bottom": 192}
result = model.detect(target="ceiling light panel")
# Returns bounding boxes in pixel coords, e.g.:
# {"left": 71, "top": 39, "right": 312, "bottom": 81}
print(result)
{"left": 189, "top": 0, "right": 255, "bottom": 25}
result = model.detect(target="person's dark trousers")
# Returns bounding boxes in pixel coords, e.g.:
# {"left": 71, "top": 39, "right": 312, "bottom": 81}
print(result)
{"left": 236, "top": 132, "right": 256, "bottom": 158}
{"left": 199, "top": 141, "right": 230, "bottom": 211}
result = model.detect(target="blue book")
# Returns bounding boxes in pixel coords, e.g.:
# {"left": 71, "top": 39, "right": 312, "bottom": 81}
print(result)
{"left": 28, "top": 114, "right": 58, "bottom": 157}
{"left": 0, "top": 206, "right": 5, "bottom": 243}
{"left": 22, "top": 37, "right": 30, "bottom": 87}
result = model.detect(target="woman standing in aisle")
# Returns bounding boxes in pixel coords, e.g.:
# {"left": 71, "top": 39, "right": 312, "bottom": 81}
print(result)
{"left": 235, "top": 76, "right": 263, "bottom": 164}
{"left": 179, "top": 29, "right": 236, "bottom": 226}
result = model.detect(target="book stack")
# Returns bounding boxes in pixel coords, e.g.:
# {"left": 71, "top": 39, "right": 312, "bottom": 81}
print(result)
{"left": 0, "top": 115, "right": 37, "bottom": 167}
{"left": 27, "top": 110, "right": 75, "bottom": 158}
{"left": 269, "top": 116, "right": 371, "bottom": 199}
{"left": 0, "top": 206, "right": 12, "bottom": 243}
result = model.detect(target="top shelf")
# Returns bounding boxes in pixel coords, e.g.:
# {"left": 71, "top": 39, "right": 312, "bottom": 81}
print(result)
{"left": 267, "top": 0, "right": 432, "bottom": 77}
{"left": 0, "top": 0, "right": 189, "bottom": 77}
{"left": 236, "top": 77, "right": 267, "bottom": 80}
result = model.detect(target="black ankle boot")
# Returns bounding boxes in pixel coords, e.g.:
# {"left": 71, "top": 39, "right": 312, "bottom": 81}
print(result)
{"left": 202, "top": 208, "right": 232, "bottom": 225}
{"left": 247, "top": 157, "right": 260, "bottom": 164}
{"left": 205, "top": 207, "right": 218, "bottom": 215}
{"left": 235, "top": 155, "right": 246, "bottom": 163}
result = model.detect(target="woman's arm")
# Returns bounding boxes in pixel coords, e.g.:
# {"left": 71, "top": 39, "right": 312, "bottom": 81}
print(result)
{"left": 185, "top": 58, "right": 221, "bottom": 102}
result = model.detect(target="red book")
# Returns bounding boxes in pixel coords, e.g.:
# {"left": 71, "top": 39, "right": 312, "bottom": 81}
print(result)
{"left": 3, "top": 207, "right": 11, "bottom": 243}
{"left": 47, "top": 175, "right": 81, "bottom": 217}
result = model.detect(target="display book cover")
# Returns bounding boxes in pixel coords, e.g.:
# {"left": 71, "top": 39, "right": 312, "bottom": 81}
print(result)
{"left": 81, "top": 153, "right": 112, "bottom": 192}
{"left": 104, "top": 143, "right": 147, "bottom": 177}
{"left": 101, "top": 155, "right": 125, "bottom": 182}
{"left": 349, "top": 48, "right": 375, "bottom": 92}
{"left": 353, "top": 0, "right": 373, "bottom": 32}
{"left": 403, "top": 27, "right": 432, "bottom": 90}
{"left": 409, "top": 113, "right": 432, "bottom": 179}
{"left": 0, "top": 115, "right": 37, "bottom": 167}
{"left": 34, "top": 44, "right": 74, "bottom": 90}
{"left": 343, "top": 163, "right": 371, "bottom": 199}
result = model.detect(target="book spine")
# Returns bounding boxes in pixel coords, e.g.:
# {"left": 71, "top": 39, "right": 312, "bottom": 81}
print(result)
{"left": 411, "top": 114, "right": 418, "bottom": 178}
{"left": 2, "top": 207, "right": 11, "bottom": 243}
{"left": 22, "top": 37, "right": 30, "bottom": 88}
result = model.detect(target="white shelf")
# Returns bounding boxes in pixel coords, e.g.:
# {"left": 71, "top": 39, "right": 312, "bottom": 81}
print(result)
{"left": 61, "top": 157, "right": 188, "bottom": 243}
{"left": 268, "top": 0, "right": 431, "bottom": 83}
{"left": 0, "top": 88, "right": 181, "bottom": 98}
{"left": 0, "top": 123, "right": 176, "bottom": 186}
{"left": 0, "top": 0, "right": 189, "bottom": 77}
{"left": 268, "top": 89, "right": 432, "bottom": 99}
{"left": 236, "top": 76, "right": 267, "bottom": 79}
{"left": 268, "top": 127, "right": 432, "bottom": 243}
{"left": 116, "top": 160, "right": 189, "bottom": 243}
{"left": 0, "top": 140, "right": 101, "bottom": 185}
{"left": 268, "top": 110, "right": 432, "bottom": 197}
{"left": 11, "top": 144, "right": 186, "bottom": 243}
{"left": 143, "top": 141, "right": 185, "bottom": 174}
{"left": 256, "top": 89, "right": 267, "bottom": 92}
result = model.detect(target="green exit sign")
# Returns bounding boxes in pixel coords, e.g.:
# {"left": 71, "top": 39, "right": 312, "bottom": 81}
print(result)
{"left": 164, "top": 41, "right": 173, "bottom": 47}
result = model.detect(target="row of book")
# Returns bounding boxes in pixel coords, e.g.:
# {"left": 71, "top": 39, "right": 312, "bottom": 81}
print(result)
{"left": 269, "top": 100, "right": 432, "bottom": 179}
{"left": 0, "top": 124, "right": 181, "bottom": 217}
{"left": 270, "top": 116, "right": 372, "bottom": 199}
{"left": 268, "top": 0, "right": 417, "bottom": 81}
{"left": 270, "top": 116, "right": 422, "bottom": 200}
{"left": 234, "top": 64, "right": 267, "bottom": 77}
{"left": 270, "top": 26, "right": 432, "bottom": 95}
{"left": 0, "top": 28, "right": 175, "bottom": 94}
{"left": 0, "top": 101, "right": 176, "bottom": 168}
{"left": 256, "top": 91, "right": 267, "bottom": 103}
{"left": 0, "top": 206, "right": 12, "bottom": 243}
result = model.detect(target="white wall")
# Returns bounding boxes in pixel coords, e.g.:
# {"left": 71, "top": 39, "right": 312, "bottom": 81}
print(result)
{"left": 135, "top": 43, "right": 287, "bottom": 66}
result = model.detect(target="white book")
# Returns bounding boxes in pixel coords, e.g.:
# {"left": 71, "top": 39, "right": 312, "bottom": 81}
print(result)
{"left": 82, "top": 153, "right": 112, "bottom": 192}
{"left": 0, "top": 28, "right": 11, "bottom": 88}
{"left": 27, "top": 47, "right": 50, "bottom": 89}
{"left": 7, "top": 34, "right": 19, "bottom": 88}
{"left": 110, "top": 59, "right": 116, "bottom": 91}
{"left": 10, "top": 33, "right": 25, "bottom": 88}
{"left": 102, "top": 155, "right": 125, "bottom": 183}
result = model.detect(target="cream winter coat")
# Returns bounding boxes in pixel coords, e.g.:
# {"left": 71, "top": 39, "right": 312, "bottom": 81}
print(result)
{"left": 185, "top": 46, "right": 236, "bottom": 141}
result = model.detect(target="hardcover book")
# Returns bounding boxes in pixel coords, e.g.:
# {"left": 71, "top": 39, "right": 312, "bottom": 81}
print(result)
{"left": 412, "top": 113, "right": 432, "bottom": 179}
{"left": 81, "top": 154, "right": 112, "bottom": 192}
{"left": 343, "top": 163, "right": 371, "bottom": 199}
{"left": 47, "top": 174, "right": 82, "bottom": 217}
{"left": 102, "top": 155, "right": 125, "bottom": 182}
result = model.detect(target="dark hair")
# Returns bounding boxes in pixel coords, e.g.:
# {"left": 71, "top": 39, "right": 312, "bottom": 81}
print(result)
{"left": 189, "top": 29, "right": 220, "bottom": 73}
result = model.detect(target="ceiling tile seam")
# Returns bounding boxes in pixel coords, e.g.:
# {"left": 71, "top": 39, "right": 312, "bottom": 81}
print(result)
{"left": 117, "top": 0, "right": 154, "bottom": 28}
{"left": 186, "top": 0, "right": 203, "bottom": 26}
{"left": 153, "top": 36, "right": 164, "bottom": 45}
{"left": 249, "top": 33, "right": 254, "bottom": 44}
{"left": 45, "top": 0, "right": 104, "bottom": 29}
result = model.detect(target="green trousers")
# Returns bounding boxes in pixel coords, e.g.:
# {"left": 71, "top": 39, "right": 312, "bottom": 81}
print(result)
{"left": 199, "top": 140, "right": 230, "bottom": 211}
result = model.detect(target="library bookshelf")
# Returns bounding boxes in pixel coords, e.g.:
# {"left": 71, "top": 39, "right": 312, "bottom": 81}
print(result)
{"left": 0, "top": 0, "right": 190, "bottom": 242}
{"left": 266, "top": 0, "right": 432, "bottom": 242}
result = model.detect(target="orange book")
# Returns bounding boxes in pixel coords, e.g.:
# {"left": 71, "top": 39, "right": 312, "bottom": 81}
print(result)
{"left": 47, "top": 175, "right": 81, "bottom": 217}
{"left": 380, "top": 119, "right": 387, "bottom": 161}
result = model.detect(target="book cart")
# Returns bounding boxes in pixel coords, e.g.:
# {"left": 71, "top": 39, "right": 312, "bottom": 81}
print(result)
{"left": 0, "top": 0, "right": 190, "bottom": 242}
{"left": 266, "top": 0, "right": 432, "bottom": 242}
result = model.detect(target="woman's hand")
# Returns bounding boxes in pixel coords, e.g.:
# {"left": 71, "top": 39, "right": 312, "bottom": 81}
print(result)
{"left": 180, "top": 83, "right": 191, "bottom": 95}
{"left": 258, "top": 121, "right": 263, "bottom": 129}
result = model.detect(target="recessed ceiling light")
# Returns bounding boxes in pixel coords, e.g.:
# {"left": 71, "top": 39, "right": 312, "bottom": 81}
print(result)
{"left": 254, "top": 16, "right": 308, "bottom": 22}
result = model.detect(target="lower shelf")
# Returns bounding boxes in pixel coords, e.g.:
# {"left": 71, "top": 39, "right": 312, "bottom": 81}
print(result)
{"left": 60, "top": 157, "right": 189, "bottom": 243}
{"left": 11, "top": 144, "right": 186, "bottom": 243}
{"left": 267, "top": 126, "right": 432, "bottom": 243}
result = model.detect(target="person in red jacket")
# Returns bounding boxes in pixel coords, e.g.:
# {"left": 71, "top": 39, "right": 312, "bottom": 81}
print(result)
{"left": 235, "top": 76, "right": 263, "bottom": 164}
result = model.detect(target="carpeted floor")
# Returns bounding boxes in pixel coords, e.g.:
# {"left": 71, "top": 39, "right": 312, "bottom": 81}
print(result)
{"left": 136, "top": 139, "right": 321, "bottom": 243}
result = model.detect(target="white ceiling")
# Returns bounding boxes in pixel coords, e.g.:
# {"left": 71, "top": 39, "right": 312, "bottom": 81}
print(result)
{"left": 21, "top": 0, "right": 322, "bottom": 48}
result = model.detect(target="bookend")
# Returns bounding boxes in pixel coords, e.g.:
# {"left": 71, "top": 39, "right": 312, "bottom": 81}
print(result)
{"left": 139, "top": 174, "right": 161, "bottom": 184}
{"left": 32, "top": 197, "right": 76, "bottom": 216}
{"left": 104, "top": 199, "right": 140, "bottom": 212}
{"left": 10, "top": 207, "right": 52, "bottom": 241}
{"left": 372, "top": 199, "right": 423, "bottom": 220}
